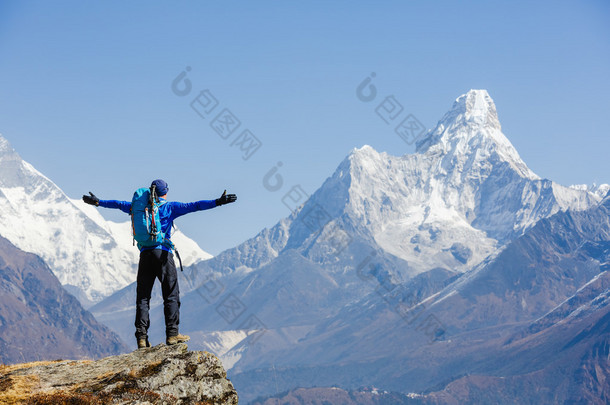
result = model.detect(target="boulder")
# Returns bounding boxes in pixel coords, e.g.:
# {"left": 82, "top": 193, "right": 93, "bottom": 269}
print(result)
{"left": 0, "top": 343, "right": 238, "bottom": 404}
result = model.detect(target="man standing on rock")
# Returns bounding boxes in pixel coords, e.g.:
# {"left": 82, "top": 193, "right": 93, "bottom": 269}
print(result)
{"left": 83, "top": 179, "right": 236, "bottom": 349}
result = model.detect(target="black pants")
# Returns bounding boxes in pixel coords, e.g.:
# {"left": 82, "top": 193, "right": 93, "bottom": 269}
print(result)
{"left": 135, "top": 249, "right": 180, "bottom": 340}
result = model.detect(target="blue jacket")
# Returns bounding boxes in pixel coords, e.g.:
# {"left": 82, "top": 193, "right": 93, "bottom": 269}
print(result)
{"left": 99, "top": 198, "right": 217, "bottom": 252}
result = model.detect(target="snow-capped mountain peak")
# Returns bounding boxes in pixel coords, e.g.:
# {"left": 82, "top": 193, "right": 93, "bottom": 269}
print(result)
{"left": 275, "top": 90, "right": 601, "bottom": 279}
{"left": 0, "top": 132, "right": 212, "bottom": 306}
{"left": 450, "top": 89, "right": 501, "bottom": 131}
{"left": 416, "top": 89, "right": 537, "bottom": 181}
{"left": 0, "top": 134, "right": 41, "bottom": 189}
{"left": 0, "top": 133, "right": 11, "bottom": 153}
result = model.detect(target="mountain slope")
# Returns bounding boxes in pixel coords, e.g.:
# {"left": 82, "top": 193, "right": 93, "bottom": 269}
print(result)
{"left": 90, "top": 90, "right": 608, "bottom": 403}
{"left": 251, "top": 387, "right": 419, "bottom": 405}
{"left": 0, "top": 235, "right": 128, "bottom": 364}
{"left": 424, "top": 287, "right": 610, "bottom": 404}
{"left": 0, "top": 133, "right": 212, "bottom": 305}
{"left": 231, "top": 186, "right": 610, "bottom": 403}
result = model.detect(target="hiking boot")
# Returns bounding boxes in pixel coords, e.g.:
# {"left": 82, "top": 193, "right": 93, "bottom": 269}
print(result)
{"left": 137, "top": 338, "right": 151, "bottom": 349}
{"left": 166, "top": 334, "right": 190, "bottom": 345}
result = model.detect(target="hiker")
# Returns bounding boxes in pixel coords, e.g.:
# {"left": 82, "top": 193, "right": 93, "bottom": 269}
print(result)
{"left": 82, "top": 179, "right": 236, "bottom": 348}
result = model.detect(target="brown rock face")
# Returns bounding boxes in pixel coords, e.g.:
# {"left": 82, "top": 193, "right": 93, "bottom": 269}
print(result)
{"left": 0, "top": 343, "right": 238, "bottom": 404}
{"left": 0, "top": 235, "right": 128, "bottom": 364}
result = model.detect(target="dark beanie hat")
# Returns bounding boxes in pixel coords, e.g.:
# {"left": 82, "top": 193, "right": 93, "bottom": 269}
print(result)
{"left": 151, "top": 179, "right": 169, "bottom": 196}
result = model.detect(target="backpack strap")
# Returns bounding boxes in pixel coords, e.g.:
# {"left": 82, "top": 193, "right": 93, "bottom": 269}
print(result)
{"left": 162, "top": 238, "right": 183, "bottom": 272}
{"left": 147, "top": 186, "right": 182, "bottom": 271}
{"left": 174, "top": 248, "right": 184, "bottom": 272}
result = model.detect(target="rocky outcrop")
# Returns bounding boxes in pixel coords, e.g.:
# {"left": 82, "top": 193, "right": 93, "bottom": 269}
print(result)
{"left": 0, "top": 343, "right": 238, "bottom": 404}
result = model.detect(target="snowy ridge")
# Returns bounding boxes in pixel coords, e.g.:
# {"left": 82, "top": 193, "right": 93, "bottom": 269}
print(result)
{"left": 570, "top": 183, "right": 610, "bottom": 200}
{"left": 0, "top": 133, "right": 212, "bottom": 305}
{"left": 529, "top": 270, "right": 610, "bottom": 328}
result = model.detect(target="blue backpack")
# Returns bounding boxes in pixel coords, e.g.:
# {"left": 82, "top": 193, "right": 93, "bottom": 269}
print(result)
{"left": 130, "top": 184, "right": 184, "bottom": 271}
{"left": 131, "top": 185, "right": 166, "bottom": 248}
{"left": 130, "top": 185, "right": 174, "bottom": 249}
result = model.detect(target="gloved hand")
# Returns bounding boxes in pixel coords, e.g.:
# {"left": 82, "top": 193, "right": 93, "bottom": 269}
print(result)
{"left": 216, "top": 190, "right": 237, "bottom": 206}
{"left": 82, "top": 192, "right": 100, "bottom": 206}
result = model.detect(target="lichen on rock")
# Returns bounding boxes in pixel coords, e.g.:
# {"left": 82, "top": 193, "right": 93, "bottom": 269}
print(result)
{"left": 0, "top": 343, "right": 238, "bottom": 404}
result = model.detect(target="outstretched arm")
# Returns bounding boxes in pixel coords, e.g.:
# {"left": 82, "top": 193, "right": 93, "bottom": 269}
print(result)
{"left": 167, "top": 190, "right": 237, "bottom": 220}
{"left": 82, "top": 192, "right": 131, "bottom": 215}
{"left": 99, "top": 199, "right": 132, "bottom": 214}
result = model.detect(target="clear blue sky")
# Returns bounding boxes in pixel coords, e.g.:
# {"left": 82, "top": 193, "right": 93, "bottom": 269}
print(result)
{"left": 1, "top": 0, "right": 609, "bottom": 255}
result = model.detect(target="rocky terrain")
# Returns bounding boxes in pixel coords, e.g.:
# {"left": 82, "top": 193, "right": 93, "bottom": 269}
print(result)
{"left": 0, "top": 343, "right": 238, "bottom": 404}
